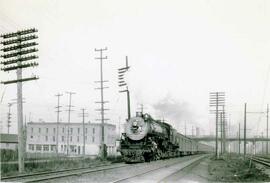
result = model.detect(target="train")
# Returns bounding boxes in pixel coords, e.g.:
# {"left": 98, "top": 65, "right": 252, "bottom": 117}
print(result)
{"left": 119, "top": 112, "right": 214, "bottom": 163}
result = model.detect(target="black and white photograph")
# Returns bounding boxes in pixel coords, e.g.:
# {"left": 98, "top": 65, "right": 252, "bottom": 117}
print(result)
{"left": 0, "top": 0, "right": 270, "bottom": 182}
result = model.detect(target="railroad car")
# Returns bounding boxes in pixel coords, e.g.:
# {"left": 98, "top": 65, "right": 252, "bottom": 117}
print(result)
{"left": 119, "top": 112, "right": 214, "bottom": 162}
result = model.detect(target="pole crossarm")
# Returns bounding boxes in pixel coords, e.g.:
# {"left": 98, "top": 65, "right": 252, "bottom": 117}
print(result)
{"left": 1, "top": 35, "right": 38, "bottom": 45}
{"left": 0, "top": 28, "right": 37, "bottom": 38}
{"left": 1, "top": 76, "right": 39, "bottom": 85}
{"left": 1, "top": 48, "right": 38, "bottom": 59}
{"left": 1, "top": 62, "right": 38, "bottom": 71}
{"left": 1, "top": 55, "right": 38, "bottom": 65}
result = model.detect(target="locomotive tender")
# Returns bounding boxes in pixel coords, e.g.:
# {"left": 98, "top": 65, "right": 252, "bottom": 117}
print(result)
{"left": 119, "top": 112, "right": 214, "bottom": 162}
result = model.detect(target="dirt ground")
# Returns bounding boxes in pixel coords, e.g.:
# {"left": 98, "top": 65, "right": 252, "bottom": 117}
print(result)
{"left": 208, "top": 154, "right": 270, "bottom": 182}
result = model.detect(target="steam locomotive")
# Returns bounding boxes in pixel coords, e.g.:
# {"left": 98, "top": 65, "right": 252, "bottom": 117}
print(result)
{"left": 119, "top": 112, "right": 214, "bottom": 162}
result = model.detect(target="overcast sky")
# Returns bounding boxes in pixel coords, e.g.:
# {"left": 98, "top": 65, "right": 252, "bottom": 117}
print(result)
{"left": 0, "top": 0, "right": 269, "bottom": 138}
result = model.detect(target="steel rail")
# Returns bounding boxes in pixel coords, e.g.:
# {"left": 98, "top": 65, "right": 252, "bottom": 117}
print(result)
{"left": 1, "top": 162, "right": 128, "bottom": 182}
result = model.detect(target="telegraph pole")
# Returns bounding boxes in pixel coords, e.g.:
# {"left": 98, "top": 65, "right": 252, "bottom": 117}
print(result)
{"left": 0, "top": 28, "right": 39, "bottom": 173}
{"left": 261, "top": 132, "right": 264, "bottom": 154}
{"left": 66, "top": 91, "right": 75, "bottom": 156}
{"left": 267, "top": 104, "right": 269, "bottom": 155}
{"left": 118, "top": 56, "right": 131, "bottom": 119}
{"left": 239, "top": 123, "right": 241, "bottom": 155}
{"left": 244, "top": 103, "right": 247, "bottom": 157}
{"left": 220, "top": 112, "right": 223, "bottom": 154}
{"left": 185, "top": 122, "right": 187, "bottom": 136}
{"left": 94, "top": 47, "right": 109, "bottom": 159}
{"left": 7, "top": 103, "right": 13, "bottom": 134}
{"left": 79, "top": 108, "right": 88, "bottom": 157}
{"left": 222, "top": 106, "right": 226, "bottom": 154}
{"left": 210, "top": 92, "right": 225, "bottom": 159}
{"left": 55, "top": 93, "right": 63, "bottom": 155}
{"left": 138, "top": 104, "right": 144, "bottom": 114}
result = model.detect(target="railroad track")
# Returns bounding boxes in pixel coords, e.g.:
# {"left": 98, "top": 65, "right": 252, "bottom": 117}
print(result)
{"left": 248, "top": 155, "right": 270, "bottom": 167}
{"left": 110, "top": 154, "right": 208, "bottom": 183}
{"left": 1, "top": 162, "right": 129, "bottom": 182}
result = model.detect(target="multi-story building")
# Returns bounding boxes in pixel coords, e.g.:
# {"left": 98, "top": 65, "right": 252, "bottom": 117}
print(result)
{"left": 26, "top": 122, "right": 117, "bottom": 156}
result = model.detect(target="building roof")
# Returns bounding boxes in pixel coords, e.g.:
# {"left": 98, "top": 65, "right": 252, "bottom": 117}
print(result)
{"left": 0, "top": 134, "right": 18, "bottom": 143}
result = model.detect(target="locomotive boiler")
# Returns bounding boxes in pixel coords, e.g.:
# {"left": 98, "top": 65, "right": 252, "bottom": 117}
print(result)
{"left": 119, "top": 112, "right": 214, "bottom": 163}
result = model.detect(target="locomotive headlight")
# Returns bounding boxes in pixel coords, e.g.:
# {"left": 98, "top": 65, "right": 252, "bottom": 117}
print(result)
{"left": 131, "top": 120, "right": 139, "bottom": 133}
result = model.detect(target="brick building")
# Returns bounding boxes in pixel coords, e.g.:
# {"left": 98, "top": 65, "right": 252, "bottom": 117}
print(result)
{"left": 26, "top": 122, "right": 116, "bottom": 156}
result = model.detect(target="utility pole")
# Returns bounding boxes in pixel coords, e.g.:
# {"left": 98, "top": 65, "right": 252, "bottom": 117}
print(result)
{"left": 118, "top": 56, "right": 131, "bottom": 119}
{"left": 7, "top": 103, "right": 13, "bottom": 134}
{"left": 66, "top": 91, "right": 75, "bottom": 156}
{"left": 239, "top": 123, "right": 241, "bottom": 155}
{"left": 79, "top": 108, "right": 88, "bottom": 157}
{"left": 246, "top": 106, "right": 267, "bottom": 154}
{"left": 55, "top": 93, "right": 63, "bottom": 155}
{"left": 138, "top": 104, "right": 144, "bottom": 114}
{"left": 185, "top": 122, "right": 187, "bottom": 136}
{"left": 244, "top": 103, "right": 247, "bottom": 157}
{"left": 222, "top": 106, "right": 226, "bottom": 154}
{"left": 220, "top": 112, "right": 223, "bottom": 154}
{"left": 267, "top": 104, "right": 269, "bottom": 155}
{"left": 210, "top": 92, "right": 225, "bottom": 159}
{"left": 261, "top": 132, "right": 264, "bottom": 154}
{"left": 0, "top": 28, "right": 39, "bottom": 173}
{"left": 118, "top": 117, "right": 121, "bottom": 138}
{"left": 94, "top": 47, "right": 109, "bottom": 159}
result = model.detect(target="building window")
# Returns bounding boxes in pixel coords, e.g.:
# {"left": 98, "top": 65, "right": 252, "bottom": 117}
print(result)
{"left": 53, "top": 136, "right": 55, "bottom": 142}
{"left": 43, "top": 145, "right": 49, "bottom": 151}
{"left": 70, "top": 145, "right": 76, "bottom": 153}
{"left": 61, "top": 145, "right": 63, "bottom": 151}
{"left": 85, "top": 136, "right": 87, "bottom": 141}
{"left": 70, "top": 136, "right": 72, "bottom": 142}
{"left": 45, "top": 136, "right": 48, "bottom": 141}
{"left": 85, "top": 128, "right": 87, "bottom": 134}
{"left": 62, "top": 128, "right": 65, "bottom": 133}
{"left": 51, "top": 145, "right": 56, "bottom": 151}
{"left": 46, "top": 128, "right": 48, "bottom": 133}
{"left": 62, "top": 136, "right": 64, "bottom": 142}
{"left": 30, "top": 135, "right": 33, "bottom": 139}
{"left": 28, "top": 144, "right": 34, "bottom": 151}
{"left": 92, "top": 136, "right": 95, "bottom": 143}
{"left": 36, "top": 145, "right": 42, "bottom": 151}
{"left": 77, "top": 136, "right": 79, "bottom": 142}
{"left": 70, "top": 128, "right": 73, "bottom": 134}
{"left": 78, "top": 128, "right": 80, "bottom": 134}
{"left": 53, "top": 128, "right": 56, "bottom": 133}
{"left": 93, "top": 128, "right": 95, "bottom": 134}
{"left": 31, "top": 128, "right": 33, "bottom": 133}
{"left": 39, "top": 128, "right": 41, "bottom": 133}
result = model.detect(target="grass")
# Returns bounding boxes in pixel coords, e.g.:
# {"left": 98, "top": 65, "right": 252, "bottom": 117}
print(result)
{"left": 1, "top": 155, "right": 123, "bottom": 177}
{"left": 208, "top": 154, "right": 270, "bottom": 182}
